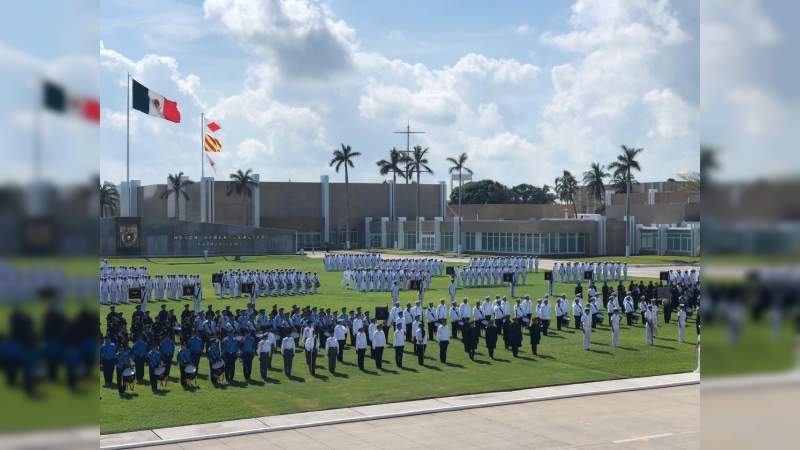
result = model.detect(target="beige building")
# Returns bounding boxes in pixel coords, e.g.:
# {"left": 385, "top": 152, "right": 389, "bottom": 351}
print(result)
{"left": 118, "top": 176, "right": 699, "bottom": 257}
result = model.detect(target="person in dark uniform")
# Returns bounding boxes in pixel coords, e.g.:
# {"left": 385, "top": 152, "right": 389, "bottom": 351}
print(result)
{"left": 508, "top": 320, "right": 523, "bottom": 357}
{"left": 221, "top": 333, "right": 238, "bottom": 383}
{"left": 529, "top": 317, "right": 542, "bottom": 356}
{"left": 100, "top": 335, "right": 116, "bottom": 386}
{"left": 177, "top": 344, "right": 192, "bottom": 388}
{"left": 240, "top": 329, "right": 256, "bottom": 381}
{"left": 484, "top": 321, "right": 498, "bottom": 360}
{"left": 146, "top": 343, "right": 161, "bottom": 393}
{"left": 206, "top": 338, "right": 222, "bottom": 387}
{"left": 115, "top": 344, "right": 131, "bottom": 395}
{"left": 463, "top": 322, "right": 477, "bottom": 360}
{"left": 159, "top": 334, "right": 175, "bottom": 379}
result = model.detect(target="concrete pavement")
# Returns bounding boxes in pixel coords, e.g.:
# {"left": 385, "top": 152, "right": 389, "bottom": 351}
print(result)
{"left": 100, "top": 372, "right": 698, "bottom": 449}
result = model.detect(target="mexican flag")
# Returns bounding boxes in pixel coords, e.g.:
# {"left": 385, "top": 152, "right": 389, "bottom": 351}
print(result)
{"left": 131, "top": 78, "right": 181, "bottom": 123}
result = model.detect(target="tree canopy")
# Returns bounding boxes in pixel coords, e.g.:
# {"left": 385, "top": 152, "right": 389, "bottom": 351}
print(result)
{"left": 449, "top": 179, "right": 556, "bottom": 205}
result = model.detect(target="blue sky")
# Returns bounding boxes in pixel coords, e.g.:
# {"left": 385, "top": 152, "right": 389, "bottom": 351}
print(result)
{"left": 92, "top": 0, "right": 701, "bottom": 186}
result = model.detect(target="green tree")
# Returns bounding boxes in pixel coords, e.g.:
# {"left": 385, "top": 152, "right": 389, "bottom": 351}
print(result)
{"left": 160, "top": 172, "right": 193, "bottom": 220}
{"left": 608, "top": 145, "right": 644, "bottom": 256}
{"left": 582, "top": 162, "right": 608, "bottom": 214}
{"left": 450, "top": 179, "right": 511, "bottom": 204}
{"left": 330, "top": 144, "right": 361, "bottom": 249}
{"left": 554, "top": 170, "right": 579, "bottom": 217}
{"left": 226, "top": 169, "right": 259, "bottom": 226}
{"left": 408, "top": 145, "right": 433, "bottom": 250}
{"left": 377, "top": 148, "right": 409, "bottom": 220}
{"left": 99, "top": 181, "right": 120, "bottom": 218}
{"left": 446, "top": 152, "right": 472, "bottom": 220}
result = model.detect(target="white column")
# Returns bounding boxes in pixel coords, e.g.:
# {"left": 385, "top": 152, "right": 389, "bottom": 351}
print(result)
{"left": 434, "top": 217, "right": 443, "bottom": 251}
{"left": 475, "top": 231, "right": 482, "bottom": 252}
{"left": 200, "top": 177, "right": 215, "bottom": 223}
{"left": 417, "top": 217, "right": 425, "bottom": 251}
{"left": 251, "top": 173, "right": 260, "bottom": 227}
{"left": 321, "top": 175, "right": 330, "bottom": 243}
{"left": 658, "top": 225, "right": 667, "bottom": 256}
{"left": 397, "top": 217, "right": 406, "bottom": 249}
{"left": 119, "top": 180, "right": 141, "bottom": 217}
{"left": 380, "top": 217, "right": 389, "bottom": 248}
{"left": 364, "top": 217, "right": 372, "bottom": 249}
{"left": 604, "top": 190, "right": 614, "bottom": 208}
{"left": 388, "top": 179, "right": 395, "bottom": 220}
{"left": 454, "top": 216, "right": 462, "bottom": 255}
{"left": 439, "top": 180, "right": 447, "bottom": 218}
{"left": 648, "top": 188, "right": 657, "bottom": 205}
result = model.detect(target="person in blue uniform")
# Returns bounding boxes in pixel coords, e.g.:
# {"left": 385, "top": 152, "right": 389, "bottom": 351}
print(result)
{"left": 240, "top": 329, "right": 256, "bottom": 381}
{"left": 100, "top": 335, "right": 116, "bottom": 386}
{"left": 177, "top": 344, "right": 192, "bottom": 388}
{"left": 159, "top": 335, "right": 175, "bottom": 379}
{"left": 146, "top": 344, "right": 161, "bottom": 393}
{"left": 114, "top": 344, "right": 131, "bottom": 395}
{"left": 131, "top": 335, "right": 148, "bottom": 384}
{"left": 222, "top": 333, "right": 239, "bottom": 383}
{"left": 188, "top": 332, "right": 203, "bottom": 370}
{"left": 206, "top": 338, "right": 222, "bottom": 387}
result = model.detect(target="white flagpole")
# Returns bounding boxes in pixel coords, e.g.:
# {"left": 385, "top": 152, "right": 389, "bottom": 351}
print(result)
{"left": 201, "top": 112, "right": 205, "bottom": 180}
{"left": 126, "top": 72, "right": 131, "bottom": 216}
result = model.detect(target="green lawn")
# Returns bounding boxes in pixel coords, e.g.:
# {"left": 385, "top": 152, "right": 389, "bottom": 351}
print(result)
{"left": 100, "top": 255, "right": 696, "bottom": 434}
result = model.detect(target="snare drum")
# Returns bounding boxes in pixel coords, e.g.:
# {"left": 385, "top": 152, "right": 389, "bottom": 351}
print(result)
{"left": 211, "top": 360, "right": 224, "bottom": 381}
{"left": 480, "top": 319, "right": 489, "bottom": 326}
{"left": 457, "top": 320, "right": 464, "bottom": 327}
{"left": 154, "top": 365, "right": 168, "bottom": 387}
{"left": 122, "top": 367, "right": 135, "bottom": 390}
{"left": 521, "top": 317, "right": 530, "bottom": 323}
{"left": 290, "top": 331, "right": 300, "bottom": 339}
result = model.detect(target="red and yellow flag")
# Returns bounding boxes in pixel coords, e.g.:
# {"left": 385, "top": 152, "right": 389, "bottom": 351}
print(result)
{"left": 204, "top": 133, "right": 222, "bottom": 152}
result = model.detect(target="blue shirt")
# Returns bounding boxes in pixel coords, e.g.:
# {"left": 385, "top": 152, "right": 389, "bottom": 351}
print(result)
{"left": 115, "top": 349, "right": 130, "bottom": 369}
{"left": 188, "top": 336, "right": 202, "bottom": 353}
{"left": 132, "top": 340, "right": 148, "bottom": 358}
{"left": 147, "top": 349, "right": 161, "bottom": 367}
{"left": 100, "top": 342, "right": 117, "bottom": 360}
{"left": 207, "top": 345, "right": 221, "bottom": 361}
{"left": 177, "top": 348, "right": 192, "bottom": 365}
{"left": 241, "top": 335, "right": 255, "bottom": 353}
{"left": 222, "top": 337, "right": 239, "bottom": 354}
{"left": 159, "top": 340, "right": 175, "bottom": 357}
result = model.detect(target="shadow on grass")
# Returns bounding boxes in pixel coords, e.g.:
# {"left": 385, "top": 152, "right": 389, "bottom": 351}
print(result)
{"left": 311, "top": 373, "right": 328, "bottom": 381}
{"left": 444, "top": 362, "right": 465, "bottom": 369}
{"left": 379, "top": 368, "right": 398, "bottom": 374}
{"left": 616, "top": 346, "right": 639, "bottom": 352}
{"left": 651, "top": 344, "right": 676, "bottom": 351}
{"left": 471, "top": 359, "right": 491, "bottom": 365}
{"left": 516, "top": 356, "right": 536, "bottom": 362}
{"left": 288, "top": 375, "right": 306, "bottom": 382}
{"left": 331, "top": 372, "right": 349, "bottom": 378}
{"left": 246, "top": 379, "right": 265, "bottom": 387}
{"left": 492, "top": 358, "right": 510, "bottom": 363}
{"left": 360, "top": 369, "right": 378, "bottom": 376}
{"left": 400, "top": 366, "right": 418, "bottom": 373}
{"left": 589, "top": 349, "right": 612, "bottom": 355}
{"left": 544, "top": 334, "right": 565, "bottom": 339}
{"left": 423, "top": 364, "right": 442, "bottom": 371}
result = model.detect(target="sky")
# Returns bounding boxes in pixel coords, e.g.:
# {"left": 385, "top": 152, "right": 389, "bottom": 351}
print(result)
{"left": 95, "top": 0, "right": 702, "bottom": 187}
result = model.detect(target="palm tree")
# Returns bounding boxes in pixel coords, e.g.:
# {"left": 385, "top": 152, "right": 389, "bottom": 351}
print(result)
{"left": 447, "top": 152, "right": 472, "bottom": 254}
{"left": 99, "top": 181, "right": 120, "bottom": 218}
{"left": 330, "top": 144, "right": 361, "bottom": 249}
{"left": 582, "top": 162, "right": 608, "bottom": 214}
{"left": 377, "top": 148, "right": 408, "bottom": 249}
{"left": 160, "top": 172, "right": 193, "bottom": 220}
{"left": 446, "top": 152, "right": 472, "bottom": 219}
{"left": 554, "top": 170, "right": 579, "bottom": 217}
{"left": 226, "top": 169, "right": 259, "bottom": 226}
{"left": 608, "top": 145, "right": 644, "bottom": 256}
{"left": 408, "top": 145, "right": 433, "bottom": 250}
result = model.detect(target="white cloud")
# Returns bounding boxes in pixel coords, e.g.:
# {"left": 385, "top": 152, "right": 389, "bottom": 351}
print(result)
{"left": 203, "top": 0, "right": 357, "bottom": 78}
{"left": 643, "top": 88, "right": 694, "bottom": 139}
{"left": 516, "top": 24, "right": 530, "bottom": 35}
{"left": 236, "top": 137, "right": 273, "bottom": 163}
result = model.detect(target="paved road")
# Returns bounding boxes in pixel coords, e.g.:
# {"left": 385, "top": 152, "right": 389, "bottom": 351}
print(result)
{"left": 148, "top": 385, "right": 698, "bottom": 450}
{"left": 306, "top": 251, "right": 697, "bottom": 279}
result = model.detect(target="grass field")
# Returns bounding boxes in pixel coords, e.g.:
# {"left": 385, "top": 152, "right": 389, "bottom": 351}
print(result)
{"left": 99, "top": 255, "right": 696, "bottom": 434}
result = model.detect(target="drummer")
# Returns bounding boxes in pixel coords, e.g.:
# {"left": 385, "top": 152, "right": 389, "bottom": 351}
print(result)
{"left": 159, "top": 334, "right": 176, "bottom": 379}
{"left": 115, "top": 343, "right": 131, "bottom": 396}
{"left": 177, "top": 343, "right": 192, "bottom": 388}
{"left": 146, "top": 343, "right": 162, "bottom": 393}
{"left": 188, "top": 332, "right": 203, "bottom": 370}
{"left": 206, "top": 338, "right": 223, "bottom": 387}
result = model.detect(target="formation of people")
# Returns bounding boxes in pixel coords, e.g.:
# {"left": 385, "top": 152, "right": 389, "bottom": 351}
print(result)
{"left": 552, "top": 260, "right": 630, "bottom": 284}
{"left": 99, "top": 264, "right": 202, "bottom": 305}
{"left": 324, "top": 253, "right": 445, "bottom": 275}
{"left": 213, "top": 269, "right": 321, "bottom": 299}
{"left": 101, "top": 277, "right": 698, "bottom": 396}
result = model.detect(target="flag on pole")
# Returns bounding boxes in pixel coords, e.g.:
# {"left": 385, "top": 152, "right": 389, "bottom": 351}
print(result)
{"left": 205, "top": 153, "right": 218, "bottom": 176}
{"left": 43, "top": 80, "right": 100, "bottom": 123}
{"left": 131, "top": 78, "right": 181, "bottom": 123}
{"left": 206, "top": 121, "right": 221, "bottom": 132}
{"left": 204, "top": 133, "right": 222, "bottom": 152}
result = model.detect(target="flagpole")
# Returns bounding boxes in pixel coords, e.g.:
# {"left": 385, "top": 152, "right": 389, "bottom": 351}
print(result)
{"left": 126, "top": 72, "right": 131, "bottom": 216}
{"left": 201, "top": 112, "right": 204, "bottom": 180}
